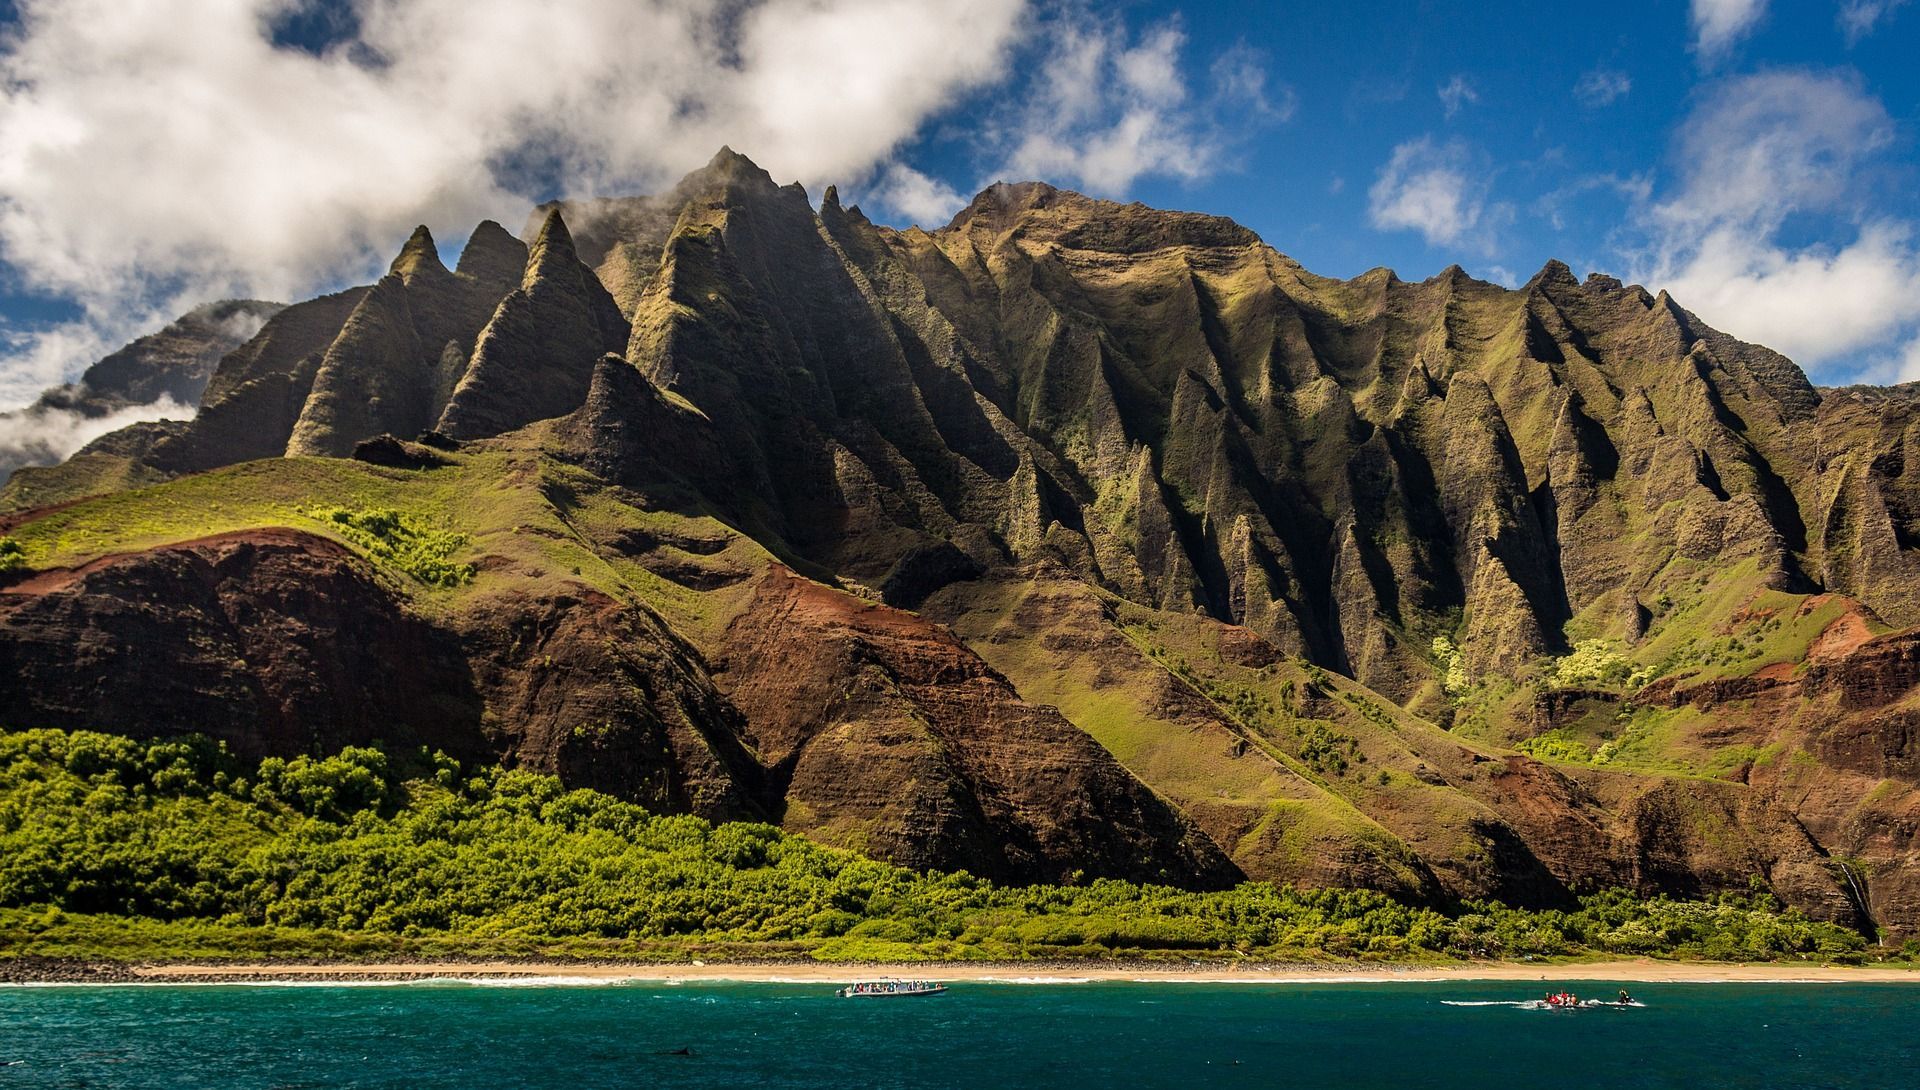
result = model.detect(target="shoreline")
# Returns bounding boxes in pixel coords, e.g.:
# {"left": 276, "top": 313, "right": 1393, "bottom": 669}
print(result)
{"left": 7, "top": 957, "right": 1919, "bottom": 986}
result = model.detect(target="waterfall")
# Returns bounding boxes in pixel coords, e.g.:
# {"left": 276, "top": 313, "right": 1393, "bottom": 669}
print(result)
{"left": 1836, "top": 860, "right": 1879, "bottom": 942}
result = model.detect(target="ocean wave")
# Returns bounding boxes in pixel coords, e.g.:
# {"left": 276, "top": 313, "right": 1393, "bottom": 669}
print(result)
{"left": 980, "top": 976, "right": 1094, "bottom": 985}
{"left": 2, "top": 976, "right": 639, "bottom": 990}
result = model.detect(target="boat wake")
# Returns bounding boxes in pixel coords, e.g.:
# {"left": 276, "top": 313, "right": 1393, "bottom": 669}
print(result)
{"left": 1442, "top": 999, "right": 1647, "bottom": 1011}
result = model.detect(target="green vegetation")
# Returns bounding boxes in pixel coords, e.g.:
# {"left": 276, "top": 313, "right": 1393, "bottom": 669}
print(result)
{"left": 0, "top": 452, "right": 768, "bottom": 637}
{"left": 1547, "top": 639, "right": 1650, "bottom": 689}
{"left": 0, "top": 728, "right": 1880, "bottom": 965}
{"left": 1515, "top": 730, "right": 1597, "bottom": 765}
{"left": 1132, "top": 634, "right": 1362, "bottom": 777}
{"left": 305, "top": 506, "right": 474, "bottom": 588}
{"left": 0, "top": 535, "right": 24, "bottom": 573}
{"left": 1431, "top": 635, "right": 1469, "bottom": 697}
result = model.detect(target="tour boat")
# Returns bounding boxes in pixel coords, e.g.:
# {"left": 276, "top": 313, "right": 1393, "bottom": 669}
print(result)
{"left": 835, "top": 979, "right": 947, "bottom": 998}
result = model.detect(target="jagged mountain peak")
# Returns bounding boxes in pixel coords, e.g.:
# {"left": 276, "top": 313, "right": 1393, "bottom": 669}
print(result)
{"left": 936, "top": 178, "right": 1262, "bottom": 254}
{"left": 676, "top": 146, "right": 789, "bottom": 209}
{"left": 389, "top": 225, "right": 448, "bottom": 284}
{"left": 1525, "top": 258, "right": 1581, "bottom": 290}
{"left": 454, "top": 220, "right": 529, "bottom": 288}
{"left": 523, "top": 207, "right": 581, "bottom": 287}
{"left": 706, "top": 144, "right": 766, "bottom": 177}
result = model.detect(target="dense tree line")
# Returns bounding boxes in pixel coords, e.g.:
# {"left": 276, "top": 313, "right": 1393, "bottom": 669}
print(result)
{"left": 0, "top": 729, "right": 1884, "bottom": 963}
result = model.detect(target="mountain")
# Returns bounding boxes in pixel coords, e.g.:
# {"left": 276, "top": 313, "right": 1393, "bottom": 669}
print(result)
{"left": 5, "top": 148, "right": 1920, "bottom": 933}
{"left": 0, "top": 300, "right": 283, "bottom": 481}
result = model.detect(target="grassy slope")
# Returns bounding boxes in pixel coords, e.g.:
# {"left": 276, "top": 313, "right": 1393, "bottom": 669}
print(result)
{"left": 0, "top": 444, "right": 773, "bottom": 640}
{"left": 931, "top": 575, "right": 1527, "bottom": 890}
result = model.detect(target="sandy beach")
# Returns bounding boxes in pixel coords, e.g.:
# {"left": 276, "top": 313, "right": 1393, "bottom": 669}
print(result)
{"left": 86, "top": 959, "right": 1920, "bottom": 986}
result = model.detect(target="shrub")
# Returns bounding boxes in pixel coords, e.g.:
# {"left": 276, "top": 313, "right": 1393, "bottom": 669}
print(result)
{"left": 1549, "top": 639, "right": 1651, "bottom": 689}
{"left": 1431, "top": 636, "right": 1469, "bottom": 696}
{"left": 305, "top": 507, "right": 473, "bottom": 587}
{"left": 1516, "top": 730, "right": 1595, "bottom": 764}
{"left": 0, "top": 728, "right": 1874, "bottom": 964}
{"left": 0, "top": 537, "right": 25, "bottom": 573}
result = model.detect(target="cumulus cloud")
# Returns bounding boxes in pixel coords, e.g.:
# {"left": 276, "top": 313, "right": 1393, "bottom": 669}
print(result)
{"left": 1838, "top": 0, "right": 1909, "bottom": 42}
{"left": 1657, "top": 71, "right": 1891, "bottom": 234}
{"left": 992, "top": 12, "right": 1280, "bottom": 197}
{"left": 1367, "top": 137, "right": 1506, "bottom": 251}
{"left": 1661, "top": 224, "right": 1920, "bottom": 364}
{"left": 1574, "top": 68, "right": 1632, "bottom": 107}
{"left": 1897, "top": 338, "right": 1920, "bottom": 383}
{"left": 1691, "top": 0, "right": 1768, "bottom": 57}
{"left": 868, "top": 164, "right": 969, "bottom": 228}
{"left": 0, "top": 0, "right": 1029, "bottom": 408}
{"left": 1437, "top": 76, "right": 1478, "bottom": 120}
{"left": 1638, "top": 70, "right": 1920, "bottom": 373}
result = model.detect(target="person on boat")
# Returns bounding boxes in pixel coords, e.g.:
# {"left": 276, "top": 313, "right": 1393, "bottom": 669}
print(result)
{"left": 1617, "top": 990, "right": 1632, "bottom": 1005}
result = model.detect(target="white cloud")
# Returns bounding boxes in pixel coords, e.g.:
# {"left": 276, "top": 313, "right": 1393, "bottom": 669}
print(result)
{"left": 0, "top": 318, "right": 123, "bottom": 411}
{"left": 1846, "top": 333, "right": 1920, "bottom": 386}
{"left": 868, "top": 164, "right": 968, "bottom": 228}
{"left": 993, "top": 12, "right": 1280, "bottom": 196}
{"left": 1839, "top": 0, "right": 1910, "bottom": 43}
{"left": 1691, "top": 0, "right": 1768, "bottom": 57}
{"left": 1437, "top": 75, "right": 1478, "bottom": 120}
{"left": 0, "top": 394, "right": 193, "bottom": 480}
{"left": 1573, "top": 68, "right": 1632, "bottom": 107}
{"left": 1898, "top": 338, "right": 1920, "bottom": 383}
{"left": 1656, "top": 71, "right": 1891, "bottom": 235}
{"left": 1367, "top": 137, "right": 1500, "bottom": 250}
{"left": 1661, "top": 224, "right": 1920, "bottom": 364}
{"left": 1637, "top": 71, "right": 1920, "bottom": 373}
{"left": 0, "top": 0, "right": 1028, "bottom": 409}
{"left": 1213, "top": 43, "right": 1292, "bottom": 121}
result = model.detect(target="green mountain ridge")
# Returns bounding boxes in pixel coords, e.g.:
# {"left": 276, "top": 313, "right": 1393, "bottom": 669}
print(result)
{"left": 4, "top": 148, "right": 1920, "bottom": 936}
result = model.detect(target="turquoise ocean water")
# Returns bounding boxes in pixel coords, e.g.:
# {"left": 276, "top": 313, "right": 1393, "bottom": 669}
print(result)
{"left": 2, "top": 978, "right": 1914, "bottom": 1088}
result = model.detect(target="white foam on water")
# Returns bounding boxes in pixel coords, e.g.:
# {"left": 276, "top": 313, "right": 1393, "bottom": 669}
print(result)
{"left": 2, "top": 976, "right": 637, "bottom": 990}
{"left": 980, "top": 976, "right": 1094, "bottom": 985}
{"left": 439, "top": 976, "right": 633, "bottom": 988}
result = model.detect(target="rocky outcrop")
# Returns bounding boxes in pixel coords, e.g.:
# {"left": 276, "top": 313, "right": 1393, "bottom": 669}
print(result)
{"left": 0, "top": 531, "right": 487, "bottom": 759}
{"left": 145, "top": 289, "right": 370, "bottom": 473}
{"left": 143, "top": 222, "right": 529, "bottom": 473}
{"left": 716, "top": 566, "right": 1237, "bottom": 885}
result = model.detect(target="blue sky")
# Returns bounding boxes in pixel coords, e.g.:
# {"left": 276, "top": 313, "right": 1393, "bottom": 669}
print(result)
{"left": 0, "top": 0, "right": 1916, "bottom": 421}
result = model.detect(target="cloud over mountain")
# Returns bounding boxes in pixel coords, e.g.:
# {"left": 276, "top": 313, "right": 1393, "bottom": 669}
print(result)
{"left": 0, "top": 0, "right": 1026, "bottom": 406}
{"left": 1641, "top": 70, "right": 1920, "bottom": 373}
